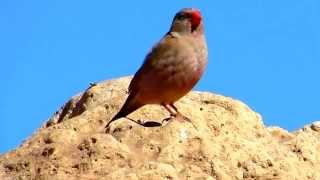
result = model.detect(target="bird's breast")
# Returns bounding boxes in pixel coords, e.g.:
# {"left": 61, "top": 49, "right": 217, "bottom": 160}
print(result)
{"left": 135, "top": 34, "right": 207, "bottom": 104}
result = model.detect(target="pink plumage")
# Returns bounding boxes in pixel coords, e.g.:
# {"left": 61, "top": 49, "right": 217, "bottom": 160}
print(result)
{"left": 106, "top": 8, "right": 208, "bottom": 128}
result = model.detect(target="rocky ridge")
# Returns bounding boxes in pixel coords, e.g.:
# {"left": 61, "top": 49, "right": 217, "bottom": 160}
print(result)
{"left": 0, "top": 77, "right": 319, "bottom": 180}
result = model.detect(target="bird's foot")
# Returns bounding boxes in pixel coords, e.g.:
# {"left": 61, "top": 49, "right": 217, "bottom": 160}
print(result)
{"left": 175, "top": 113, "right": 198, "bottom": 130}
{"left": 161, "top": 113, "right": 197, "bottom": 129}
{"left": 161, "top": 117, "right": 172, "bottom": 126}
{"left": 161, "top": 113, "right": 177, "bottom": 126}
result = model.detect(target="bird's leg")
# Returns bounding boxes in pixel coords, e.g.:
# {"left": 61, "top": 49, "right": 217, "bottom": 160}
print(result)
{"left": 161, "top": 103, "right": 178, "bottom": 125}
{"left": 162, "top": 103, "right": 178, "bottom": 117}
{"left": 169, "top": 103, "right": 198, "bottom": 130}
{"left": 169, "top": 103, "right": 178, "bottom": 111}
{"left": 169, "top": 103, "right": 186, "bottom": 119}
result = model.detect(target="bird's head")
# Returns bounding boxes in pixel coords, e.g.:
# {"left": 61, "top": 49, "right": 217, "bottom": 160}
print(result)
{"left": 170, "top": 8, "right": 204, "bottom": 35}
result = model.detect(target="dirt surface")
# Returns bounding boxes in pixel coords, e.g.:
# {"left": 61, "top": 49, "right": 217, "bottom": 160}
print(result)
{"left": 1, "top": 77, "right": 320, "bottom": 180}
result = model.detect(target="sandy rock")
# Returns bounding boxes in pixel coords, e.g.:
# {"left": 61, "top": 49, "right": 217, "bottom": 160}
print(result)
{"left": 310, "top": 121, "right": 320, "bottom": 132}
{"left": 0, "top": 77, "right": 319, "bottom": 179}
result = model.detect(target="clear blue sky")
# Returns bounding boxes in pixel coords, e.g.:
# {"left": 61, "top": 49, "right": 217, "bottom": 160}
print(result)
{"left": 1, "top": 1, "right": 319, "bottom": 153}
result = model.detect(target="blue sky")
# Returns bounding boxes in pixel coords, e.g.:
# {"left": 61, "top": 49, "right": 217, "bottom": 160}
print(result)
{"left": 0, "top": 1, "right": 319, "bottom": 153}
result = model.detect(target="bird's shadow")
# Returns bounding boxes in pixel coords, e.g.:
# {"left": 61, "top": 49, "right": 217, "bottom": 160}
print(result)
{"left": 105, "top": 117, "right": 163, "bottom": 134}
{"left": 105, "top": 115, "right": 197, "bottom": 133}
{"left": 127, "top": 117, "right": 169, "bottom": 127}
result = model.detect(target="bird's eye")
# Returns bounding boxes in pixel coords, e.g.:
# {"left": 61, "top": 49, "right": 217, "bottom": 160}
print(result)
{"left": 176, "top": 13, "right": 188, "bottom": 20}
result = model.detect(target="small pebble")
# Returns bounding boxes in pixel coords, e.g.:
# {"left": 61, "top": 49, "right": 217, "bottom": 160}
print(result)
{"left": 179, "top": 128, "right": 188, "bottom": 141}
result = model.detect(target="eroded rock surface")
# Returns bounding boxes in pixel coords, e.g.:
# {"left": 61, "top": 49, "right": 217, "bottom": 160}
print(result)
{"left": 1, "top": 77, "right": 319, "bottom": 180}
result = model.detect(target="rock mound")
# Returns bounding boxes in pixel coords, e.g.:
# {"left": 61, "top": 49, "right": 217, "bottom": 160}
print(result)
{"left": 1, "top": 77, "right": 320, "bottom": 179}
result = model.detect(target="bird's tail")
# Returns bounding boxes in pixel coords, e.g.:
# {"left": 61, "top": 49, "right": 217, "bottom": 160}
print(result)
{"left": 106, "top": 94, "right": 143, "bottom": 128}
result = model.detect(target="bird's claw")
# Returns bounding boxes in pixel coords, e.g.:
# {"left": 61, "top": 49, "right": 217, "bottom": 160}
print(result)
{"left": 174, "top": 113, "right": 198, "bottom": 130}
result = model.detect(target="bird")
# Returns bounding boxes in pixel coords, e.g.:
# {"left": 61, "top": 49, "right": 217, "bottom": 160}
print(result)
{"left": 106, "top": 8, "right": 208, "bottom": 129}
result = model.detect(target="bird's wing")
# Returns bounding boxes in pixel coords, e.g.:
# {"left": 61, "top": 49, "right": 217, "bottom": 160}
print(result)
{"left": 128, "top": 32, "right": 196, "bottom": 94}
{"left": 128, "top": 34, "right": 175, "bottom": 93}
